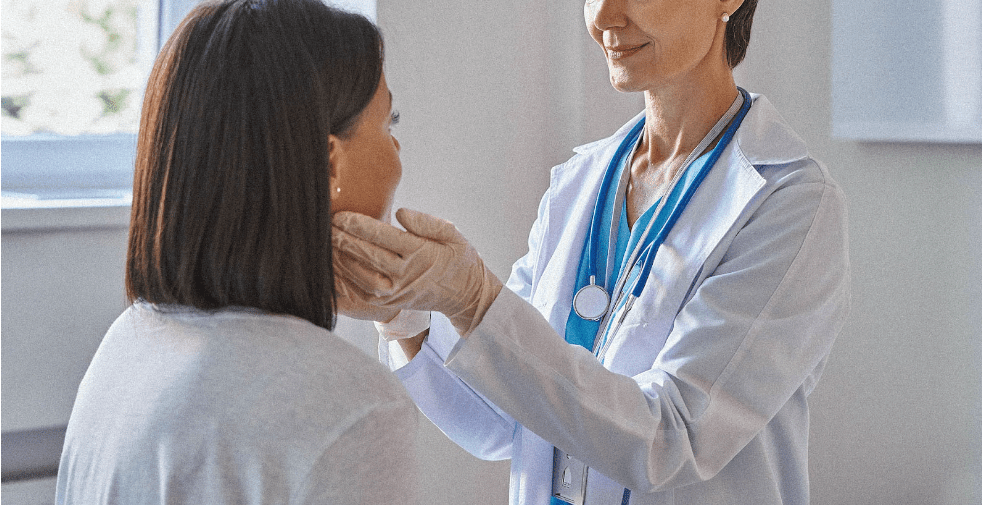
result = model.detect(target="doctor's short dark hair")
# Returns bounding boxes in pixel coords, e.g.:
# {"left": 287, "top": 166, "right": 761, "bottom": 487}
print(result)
{"left": 725, "top": 0, "right": 757, "bottom": 68}
{"left": 126, "top": 0, "right": 383, "bottom": 330}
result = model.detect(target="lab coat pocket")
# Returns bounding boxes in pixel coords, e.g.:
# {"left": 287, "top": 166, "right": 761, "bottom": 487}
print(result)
{"left": 600, "top": 254, "right": 694, "bottom": 377}
{"left": 601, "top": 317, "right": 673, "bottom": 377}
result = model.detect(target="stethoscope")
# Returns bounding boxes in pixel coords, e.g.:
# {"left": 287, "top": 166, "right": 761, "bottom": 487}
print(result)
{"left": 572, "top": 88, "right": 752, "bottom": 354}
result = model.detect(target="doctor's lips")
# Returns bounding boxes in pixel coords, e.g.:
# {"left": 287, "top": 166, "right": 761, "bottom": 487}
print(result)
{"left": 606, "top": 43, "right": 648, "bottom": 60}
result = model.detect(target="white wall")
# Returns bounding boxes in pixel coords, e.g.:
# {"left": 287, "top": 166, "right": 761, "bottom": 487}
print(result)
{"left": 2, "top": 207, "right": 131, "bottom": 503}
{"left": 737, "top": 1, "right": 982, "bottom": 503}
{"left": 348, "top": 1, "right": 643, "bottom": 502}
{"left": 2, "top": 211, "right": 129, "bottom": 432}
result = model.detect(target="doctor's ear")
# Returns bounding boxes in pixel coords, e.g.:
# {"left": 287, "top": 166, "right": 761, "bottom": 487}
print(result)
{"left": 719, "top": 0, "right": 756, "bottom": 67}
{"left": 719, "top": 0, "right": 745, "bottom": 19}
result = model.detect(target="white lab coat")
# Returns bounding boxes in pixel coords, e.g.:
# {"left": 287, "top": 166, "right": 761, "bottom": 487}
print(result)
{"left": 381, "top": 93, "right": 850, "bottom": 504}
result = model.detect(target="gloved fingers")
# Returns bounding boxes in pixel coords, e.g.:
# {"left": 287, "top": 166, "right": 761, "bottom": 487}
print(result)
{"left": 395, "top": 208, "right": 464, "bottom": 244}
{"left": 333, "top": 247, "right": 396, "bottom": 296}
{"left": 334, "top": 257, "right": 390, "bottom": 298}
{"left": 333, "top": 269, "right": 401, "bottom": 322}
{"left": 335, "top": 251, "right": 433, "bottom": 313}
{"left": 333, "top": 211, "right": 427, "bottom": 257}
{"left": 332, "top": 225, "right": 412, "bottom": 278}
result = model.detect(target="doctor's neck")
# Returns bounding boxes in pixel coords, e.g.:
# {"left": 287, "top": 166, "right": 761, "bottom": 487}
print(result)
{"left": 638, "top": 74, "right": 739, "bottom": 172}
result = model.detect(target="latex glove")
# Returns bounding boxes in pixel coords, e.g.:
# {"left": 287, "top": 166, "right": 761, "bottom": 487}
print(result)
{"left": 334, "top": 261, "right": 401, "bottom": 323}
{"left": 332, "top": 208, "right": 503, "bottom": 336}
{"left": 374, "top": 309, "right": 431, "bottom": 341}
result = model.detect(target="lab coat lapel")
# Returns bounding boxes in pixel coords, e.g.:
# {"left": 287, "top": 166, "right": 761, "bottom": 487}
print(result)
{"left": 600, "top": 94, "right": 807, "bottom": 376}
{"left": 529, "top": 95, "right": 809, "bottom": 376}
{"left": 529, "top": 113, "right": 646, "bottom": 336}
{"left": 512, "top": 95, "right": 813, "bottom": 502}
{"left": 598, "top": 142, "right": 766, "bottom": 375}
{"left": 519, "top": 123, "right": 647, "bottom": 505}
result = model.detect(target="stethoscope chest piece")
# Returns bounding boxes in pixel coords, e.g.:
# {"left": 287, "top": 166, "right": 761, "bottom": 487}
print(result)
{"left": 573, "top": 278, "right": 610, "bottom": 321}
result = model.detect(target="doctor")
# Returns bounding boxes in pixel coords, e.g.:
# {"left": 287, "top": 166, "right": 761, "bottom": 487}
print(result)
{"left": 332, "top": 0, "right": 850, "bottom": 503}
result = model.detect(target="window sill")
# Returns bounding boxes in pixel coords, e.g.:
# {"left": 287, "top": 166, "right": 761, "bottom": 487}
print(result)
{"left": 1, "top": 192, "right": 132, "bottom": 232}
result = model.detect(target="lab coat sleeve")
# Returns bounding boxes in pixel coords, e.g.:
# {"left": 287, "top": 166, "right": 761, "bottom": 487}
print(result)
{"left": 376, "top": 185, "right": 555, "bottom": 461}
{"left": 379, "top": 314, "right": 516, "bottom": 461}
{"left": 445, "top": 169, "right": 851, "bottom": 492}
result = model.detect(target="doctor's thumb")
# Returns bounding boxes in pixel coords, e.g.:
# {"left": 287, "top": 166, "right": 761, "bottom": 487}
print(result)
{"left": 395, "top": 208, "right": 464, "bottom": 244}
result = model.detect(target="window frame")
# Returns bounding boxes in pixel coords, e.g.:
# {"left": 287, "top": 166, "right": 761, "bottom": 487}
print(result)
{"left": 1, "top": 0, "right": 377, "bottom": 208}
{"left": 1, "top": 0, "right": 201, "bottom": 205}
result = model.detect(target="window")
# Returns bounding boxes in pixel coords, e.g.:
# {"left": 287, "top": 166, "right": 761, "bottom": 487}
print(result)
{"left": 1, "top": 0, "right": 376, "bottom": 207}
{"left": 832, "top": 0, "right": 982, "bottom": 143}
{"left": 1, "top": 0, "right": 192, "bottom": 204}
{"left": 2, "top": 0, "right": 157, "bottom": 137}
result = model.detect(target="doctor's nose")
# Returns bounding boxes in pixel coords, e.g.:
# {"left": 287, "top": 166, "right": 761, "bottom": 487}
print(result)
{"left": 586, "top": 0, "right": 629, "bottom": 32}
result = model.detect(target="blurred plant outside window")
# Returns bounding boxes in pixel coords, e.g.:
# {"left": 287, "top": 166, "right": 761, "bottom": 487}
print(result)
{"left": 0, "top": 0, "right": 373, "bottom": 204}
{"left": 2, "top": 0, "right": 158, "bottom": 137}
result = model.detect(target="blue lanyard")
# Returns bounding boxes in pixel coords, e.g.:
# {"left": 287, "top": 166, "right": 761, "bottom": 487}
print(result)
{"left": 583, "top": 119, "right": 646, "bottom": 289}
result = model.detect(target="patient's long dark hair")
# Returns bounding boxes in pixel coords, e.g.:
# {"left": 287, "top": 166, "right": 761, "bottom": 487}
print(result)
{"left": 127, "top": 0, "right": 383, "bottom": 329}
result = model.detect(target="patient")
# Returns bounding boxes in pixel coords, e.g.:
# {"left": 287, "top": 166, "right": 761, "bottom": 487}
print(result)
{"left": 55, "top": 0, "right": 415, "bottom": 503}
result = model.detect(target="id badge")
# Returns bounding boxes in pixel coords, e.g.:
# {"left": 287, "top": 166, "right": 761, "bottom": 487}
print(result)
{"left": 553, "top": 447, "right": 588, "bottom": 505}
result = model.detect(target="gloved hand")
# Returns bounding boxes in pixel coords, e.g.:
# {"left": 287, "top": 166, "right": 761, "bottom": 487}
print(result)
{"left": 333, "top": 264, "right": 401, "bottom": 323}
{"left": 332, "top": 208, "right": 503, "bottom": 336}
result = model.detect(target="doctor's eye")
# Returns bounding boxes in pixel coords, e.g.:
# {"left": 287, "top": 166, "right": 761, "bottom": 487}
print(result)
{"left": 390, "top": 110, "right": 400, "bottom": 126}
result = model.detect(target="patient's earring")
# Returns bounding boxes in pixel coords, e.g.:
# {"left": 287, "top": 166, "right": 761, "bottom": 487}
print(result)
{"left": 722, "top": 12, "right": 730, "bottom": 22}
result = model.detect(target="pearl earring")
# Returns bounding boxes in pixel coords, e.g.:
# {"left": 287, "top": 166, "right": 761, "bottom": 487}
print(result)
{"left": 722, "top": 12, "right": 730, "bottom": 22}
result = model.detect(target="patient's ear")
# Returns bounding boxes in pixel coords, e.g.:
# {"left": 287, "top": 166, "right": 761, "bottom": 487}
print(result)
{"left": 327, "top": 134, "right": 343, "bottom": 194}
